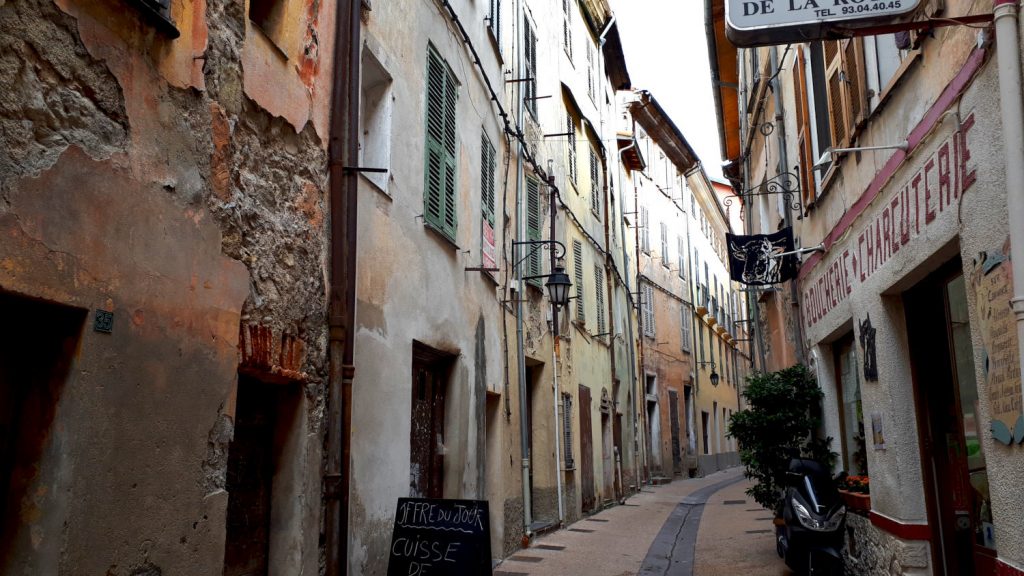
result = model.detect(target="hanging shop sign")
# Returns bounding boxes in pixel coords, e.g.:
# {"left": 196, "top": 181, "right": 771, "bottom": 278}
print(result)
{"left": 726, "top": 228, "right": 799, "bottom": 286}
{"left": 725, "top": 0, "right": 921, "bottom": 46}
{"left": 971, "top": 245, "right": 1024, "bottom": 446}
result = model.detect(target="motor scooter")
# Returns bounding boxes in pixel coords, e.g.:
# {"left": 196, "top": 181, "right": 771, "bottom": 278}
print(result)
{"left": 775, "top": 458, "right": 846, "bottom": 575}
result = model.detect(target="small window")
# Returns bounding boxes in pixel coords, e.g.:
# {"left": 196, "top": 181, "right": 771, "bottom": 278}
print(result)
{"left": 360, "top": 48, "right": 393, "bottom": 192}
{"left": 423, "top": 45, "right": 460, "bottom": 241}
{"left": 250, "top": 0, "right": 293, "bottom": 53}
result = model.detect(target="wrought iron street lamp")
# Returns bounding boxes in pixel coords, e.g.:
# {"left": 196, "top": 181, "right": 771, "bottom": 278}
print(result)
{"left": 544, "top": 265, "right": 572, "bottom": 308}
{"left": 695, "top": 361, "right": 720, "bottom": 386}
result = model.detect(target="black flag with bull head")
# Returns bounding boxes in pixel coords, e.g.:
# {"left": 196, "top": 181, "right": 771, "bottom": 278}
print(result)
{"left": 726, "top": 228, "right": 799, "bottom": 286}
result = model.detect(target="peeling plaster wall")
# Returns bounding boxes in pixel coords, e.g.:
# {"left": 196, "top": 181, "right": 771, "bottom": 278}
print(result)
{"left": 0, "top": 0, "right": 331, "bottom": 573}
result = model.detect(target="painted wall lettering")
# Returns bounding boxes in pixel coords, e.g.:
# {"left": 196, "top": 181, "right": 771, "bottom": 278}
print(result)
{"left": 802, "top": 114, "right": 976, "bottom": 330}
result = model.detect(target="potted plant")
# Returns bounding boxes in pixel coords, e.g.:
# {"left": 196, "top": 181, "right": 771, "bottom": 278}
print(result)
{"left": 837, "top": 475, "right": 871, "bottom": 512}
{"left": 727, "top": 364, "right": 836, "bottom": 514}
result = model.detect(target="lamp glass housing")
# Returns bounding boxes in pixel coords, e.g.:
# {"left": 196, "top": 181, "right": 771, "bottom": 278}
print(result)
{"left": 710, "top": 371, "right": 720, "bottom": 386}
{"left": 545, "top": 266, "right": 572, "bottom": 307}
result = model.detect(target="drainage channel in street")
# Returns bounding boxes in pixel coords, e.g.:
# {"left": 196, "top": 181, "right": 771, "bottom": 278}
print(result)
{"left": 637, "top": 472, "right": 745, "bottom": 576}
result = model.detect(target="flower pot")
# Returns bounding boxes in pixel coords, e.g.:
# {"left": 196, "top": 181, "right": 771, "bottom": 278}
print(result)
{"left": 839, "top": 489, "right": 871, "bottom": 513}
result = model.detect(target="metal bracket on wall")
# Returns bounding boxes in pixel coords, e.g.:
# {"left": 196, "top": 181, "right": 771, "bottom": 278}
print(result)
{"left": 725, "top": 170, "right": 804, "bottom": 219}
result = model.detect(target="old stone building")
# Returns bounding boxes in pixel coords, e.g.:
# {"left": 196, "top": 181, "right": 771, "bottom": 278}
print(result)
{"left": 1, "top": 0, "right": 334, "bottom": 574}
{"left": 709, "top": 0, "right": 1024, "bottom": 573}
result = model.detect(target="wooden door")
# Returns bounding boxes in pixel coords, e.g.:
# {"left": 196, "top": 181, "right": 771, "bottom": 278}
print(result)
{"left": 669, "top": 390, "right": 682, "bottom": 476}
{"left": 905, "top": 262, "right": 994, "bottom": 575}
{"left": 411, "top": 348, "right": 448, "bottom": 499}
{"left": 579, "top": 385, "right": 595, "bottom": 512}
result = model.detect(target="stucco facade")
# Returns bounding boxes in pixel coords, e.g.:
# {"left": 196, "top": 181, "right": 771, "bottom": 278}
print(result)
{"left": 710, "top": 0, "right": 1024, "bottom": 572}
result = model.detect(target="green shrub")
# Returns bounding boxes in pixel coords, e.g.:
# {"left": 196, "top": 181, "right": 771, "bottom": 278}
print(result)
{"left": 727, "top": 364, "right": 836, "bottom": 512}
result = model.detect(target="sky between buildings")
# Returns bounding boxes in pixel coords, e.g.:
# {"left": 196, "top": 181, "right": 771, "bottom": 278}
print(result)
{"left": 612, "top": 0, "right": 725, "bottom": 179}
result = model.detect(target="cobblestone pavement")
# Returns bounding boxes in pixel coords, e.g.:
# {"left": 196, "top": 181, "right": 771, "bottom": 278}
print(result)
{"left": 493, "top": 467, "right": 792, "bottom": 576}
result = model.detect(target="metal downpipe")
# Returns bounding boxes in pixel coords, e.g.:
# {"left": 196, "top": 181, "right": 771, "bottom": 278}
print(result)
{"left": 325, "top": 0, "right": 361, "bottom": 573}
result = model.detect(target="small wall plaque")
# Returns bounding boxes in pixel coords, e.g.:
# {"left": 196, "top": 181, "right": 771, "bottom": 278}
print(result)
{"left": 94, "top": 309, "right": 114, "bottom": 334}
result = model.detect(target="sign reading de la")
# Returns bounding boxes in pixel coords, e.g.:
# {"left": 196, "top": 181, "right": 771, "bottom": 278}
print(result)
{"left": 726, "top": 0, "right": 920, "bottom": 46}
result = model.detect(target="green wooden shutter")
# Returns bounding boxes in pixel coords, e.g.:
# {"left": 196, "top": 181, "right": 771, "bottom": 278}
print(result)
{"left": 424, "top": 46, "right": 459, "bottom": 241}
{"left": 573, "top": 239, "right": 584, "bottom": 322}
{"left": 594, "top": 264, "right": 605, "bottom": 334}
{"left": 481, "top": 133, "right": 496, "bottom": 226}
{"left": 526, "top": 176, "right": 543, "bottom": 285}
{"left": 524, "top": 19, "right": 537, "bottom": 119}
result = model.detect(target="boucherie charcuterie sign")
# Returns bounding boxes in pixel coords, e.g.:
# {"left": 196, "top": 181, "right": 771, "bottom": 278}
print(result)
{"left": 725, "top": 0, "right": 920, "bottom": 46}
{"left": 387, "top": 498, "right": 492, "bottom": 576}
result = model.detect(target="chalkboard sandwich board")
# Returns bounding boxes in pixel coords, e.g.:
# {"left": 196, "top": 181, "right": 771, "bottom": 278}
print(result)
{"left": 387, "top": 498, "right": 492, "bottom": 576}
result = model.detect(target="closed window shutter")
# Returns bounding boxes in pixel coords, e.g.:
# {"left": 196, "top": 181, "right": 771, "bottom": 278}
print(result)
{"left": 424, "top": 47, "right": 458, "bottom": 240}
{"left": 481, "top": 133, "right": 496, "bottom": 226}
{"left": 524, "top": 20, "right": 537, "bottom": 119}
{"left": 681, "top": 306, "right": 691, "bottom": 351}
{"left": 586, "top": 43, "right": 594, "bottom": 100}
{"left": 562, "top": 393, "right": 574, "bottom": 469}
{"left": 644, "top": 284, "right": 656, "bottom": 337}
{"left": 589, "top": 148, "right": 600, "bottom": 215}
{"left": 824, "top": 39, "right": 866, "bottom": 149}
{"left": 641, "top": 206, "right": 650, "bottom": 253}
{"left": 573, "top": 240, "right": 585, "bottom": 323}
{"left": 526, "top": 176, "right": 543, "bottom": 285}
{"left": 793, "top": 49, "right": 815, "bottom": 208}
{"left": 677, "top": 236, "right": 685, "bottom": 279}
{"left": 595, "top": 265, "right": 605, "bottom": 334}
{"left": 562, "top": 0, "right": 573, "bottom": 60}
{"left": 567, "top": 114, "right": 577, "bottom": 185}
{"left": 489, "top": 0, "right": 501, "bottom": 44}
{"left": 660, "top": 222, "right": 668, "bottom": 268}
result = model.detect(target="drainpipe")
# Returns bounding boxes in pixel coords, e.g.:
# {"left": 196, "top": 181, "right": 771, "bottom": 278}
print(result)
{"left": 325, "top": 0, "right": 361, "bottom": 573}
{"left": 617, "top": 140, "right": 641, "bottom": 493}
{"left": 738, "top": 50, "right": 767, "bottom": 373}
{"left": 768, "top": 46, "right": 806, "bottom": 367}
{"left": 993, "top": 0, "right": 1024, "bottom": 428}
{"left": 549, "top": 175, "right": 565, "bottom": 525}
{"left": 513, "top": 0, "right": 533, "bottom": 539}
{"left": 630, "top": 160, "right": 650, "bottom": 484}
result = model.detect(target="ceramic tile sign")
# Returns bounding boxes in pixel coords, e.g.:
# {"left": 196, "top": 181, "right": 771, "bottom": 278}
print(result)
{"left": 971, "top": 245, "right": 1024, "bottom": 446}
{"left": 387, "top": 498, "right": 492, "bottom": 576}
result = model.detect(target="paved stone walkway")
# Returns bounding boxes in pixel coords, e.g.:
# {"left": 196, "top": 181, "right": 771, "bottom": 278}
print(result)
{"left": 493, "top": 467, "right": 792, "bottom": 576}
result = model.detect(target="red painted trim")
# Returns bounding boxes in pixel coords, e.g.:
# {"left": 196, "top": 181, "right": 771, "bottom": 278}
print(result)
{"left": 869, "top": 510, "right": 932, "bottom": 541}
{"left": 799, "top": 46, "right": 988, "bottom": 280}
{"left": 993, "top": 0, "right": 1018, "bottom": 7}
{"left": 998, "top": 559, "right": 1024, "bottom": 576}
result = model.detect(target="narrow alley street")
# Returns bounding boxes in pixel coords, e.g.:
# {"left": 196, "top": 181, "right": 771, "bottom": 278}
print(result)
{"left": 495, "top": 468, "right": 790, "bottom": 576}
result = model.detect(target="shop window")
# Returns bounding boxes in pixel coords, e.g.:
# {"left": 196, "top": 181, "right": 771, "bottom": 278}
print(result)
{"left": 834, "top": 333, "right": 865, "bottom": 474}
{"left": 360, "top": 48, "right": 393, "bottom": 193}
